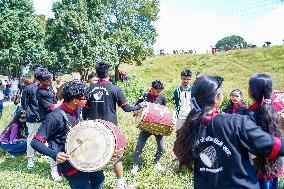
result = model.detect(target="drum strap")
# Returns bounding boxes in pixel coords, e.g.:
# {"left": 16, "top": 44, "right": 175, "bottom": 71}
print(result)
{"left": 59, "top": 110, "right": 73, "bottom": 129}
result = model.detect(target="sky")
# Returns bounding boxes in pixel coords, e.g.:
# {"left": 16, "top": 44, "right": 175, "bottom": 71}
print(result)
{"left": 33, "top": 0, "right": 284, "bottom": 54}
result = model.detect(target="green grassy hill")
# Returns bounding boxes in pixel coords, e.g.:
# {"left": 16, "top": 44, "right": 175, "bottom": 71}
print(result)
{"left": 121, "top": 45, "right": 284, "bottom": 104}
{"left": 1, "top": 46, "right": 284, "bottom": 188}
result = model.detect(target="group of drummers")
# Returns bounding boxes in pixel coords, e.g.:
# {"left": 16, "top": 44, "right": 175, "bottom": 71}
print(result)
{"left": 1, "top": 60, "right": 284, "bottom": 189}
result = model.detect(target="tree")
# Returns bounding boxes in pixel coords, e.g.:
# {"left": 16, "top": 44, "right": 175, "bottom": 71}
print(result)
{"left": 0, "top": 0, "right": 48, "bottom": 78}
{"left": 215, "top": 35, "right": 251, "bottom": 51}
{"left": 106, "top": 0, "right": 159, "bottom": 81}
{"left": 46, "top": 0, "right": 118, "bottom": 80}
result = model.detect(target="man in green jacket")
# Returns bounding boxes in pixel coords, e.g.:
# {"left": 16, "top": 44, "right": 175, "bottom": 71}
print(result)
{"left": 173, "top": 69, "right": 192, "bottom": 131}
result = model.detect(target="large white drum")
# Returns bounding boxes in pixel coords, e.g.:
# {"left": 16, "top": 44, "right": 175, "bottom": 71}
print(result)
{"left": 65, "top": 119, "right": 126, "bottom": 172}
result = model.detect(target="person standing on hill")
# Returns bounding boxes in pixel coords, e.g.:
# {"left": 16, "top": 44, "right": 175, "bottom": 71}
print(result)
{"left": 21, "top": 68, "right": 41, "bottom": 169}
{"left": 246, "top": 74, "right": 282, "bottom": 189}
{"left": 82, "top": 61, "right": 143, "bottom": 189}
{"left": 173, "top": 69, "right": 193, "bottom": 131}
{"left": 35, "top": 68, "right": 62, "bottom": 181}
{"left": 131, "top": 80, "right": 167, "bottom": 175}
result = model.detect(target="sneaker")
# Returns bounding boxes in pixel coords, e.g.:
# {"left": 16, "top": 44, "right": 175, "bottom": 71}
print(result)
{"left": 154, "top": 162, "right": 164, "bottom": 172}
{"left": 27, "top": 158, "right": 35, "bottom": 169}
{"left": 130, "top": 165, "right": 139, "bottom": 175}
{"left": 4, "top": 152, "right": 15, "bottom": 158}
{"left": 51, "top": 170, "right": 62, "bottom": 182}
{"left": 117, "top": 183, "right": 134, "bottom": 189}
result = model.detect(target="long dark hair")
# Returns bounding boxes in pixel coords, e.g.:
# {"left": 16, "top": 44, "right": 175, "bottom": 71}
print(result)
{"left": 249, "top": 74, "right": 280, "bottom": 136}
{"left": 174, "top": 76, "right": 223, "bottom": 172}
{"left": 1, "top": 111, "right": 26, "bottom": 138}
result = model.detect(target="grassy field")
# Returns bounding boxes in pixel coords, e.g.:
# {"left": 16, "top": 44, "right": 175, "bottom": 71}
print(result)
{"left": 1, "top": 46, "right": 284, "bottom": 188}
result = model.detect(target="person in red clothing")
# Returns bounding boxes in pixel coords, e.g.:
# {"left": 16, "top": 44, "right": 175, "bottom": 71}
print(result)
{"left": 246, "top": 74, "right": 282, "bottom": 189}
{"left": 222, "top": 89, "right": 247, "bottom": 115}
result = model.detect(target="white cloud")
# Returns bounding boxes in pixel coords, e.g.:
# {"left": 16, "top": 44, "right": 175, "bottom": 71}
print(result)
{"left": 246, "top": 4, "right": 284, "bottom": 47}
{"left": 154, "top": 1, "right": 284, "bottom": 53}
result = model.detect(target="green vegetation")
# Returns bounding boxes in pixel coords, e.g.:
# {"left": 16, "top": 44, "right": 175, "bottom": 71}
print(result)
{"left": 0, "top": 0, "right": 159, "bottom": 81}
{"left": 1, "top": 46, "right": 284, "bottom": 188}
{"left": 215, "top": 35, "right": 251, "bottom": 51}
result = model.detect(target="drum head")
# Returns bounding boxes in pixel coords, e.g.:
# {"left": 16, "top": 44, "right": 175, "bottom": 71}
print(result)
{"left": 135, "top": 103, "right": 149, "bottom": 126}
{"left": 66, "top": 120, "right": 116, "bottom": 172}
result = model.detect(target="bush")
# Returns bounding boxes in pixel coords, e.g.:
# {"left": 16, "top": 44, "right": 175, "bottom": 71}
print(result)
{"left": 117, "top": 77, "right": 148, "bottom": 105}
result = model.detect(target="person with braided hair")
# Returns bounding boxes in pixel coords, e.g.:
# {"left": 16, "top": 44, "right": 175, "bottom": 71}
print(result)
{"left": 246, "top": 74, "right": 282, "bottom": 189}
{"left": 174, "top": 75, "right": 284, "bottom": 189}
{"left": 31, "top": 81, "right": 105, "bottom": 189}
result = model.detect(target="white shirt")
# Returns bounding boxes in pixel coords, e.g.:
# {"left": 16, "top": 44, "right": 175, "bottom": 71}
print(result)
{"left": 178, "top": 90, "right": 192, "bottom": 119}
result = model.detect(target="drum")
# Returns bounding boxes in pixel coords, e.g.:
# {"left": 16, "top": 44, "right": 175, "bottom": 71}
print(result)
{"left": 65, "top": 119, "right": 126, "bottom": 172}
{"left": 135, "top": 102, "right": 176, "bottom": 136}
{"left": 272, "top": 91, "right": 284, "bottom": 134}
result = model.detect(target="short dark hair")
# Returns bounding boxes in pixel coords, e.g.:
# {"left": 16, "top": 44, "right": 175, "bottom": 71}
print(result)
{"left": 95, "top": 62, "right": 110, "bottom": 79}
{"left": 34, "top": 68, "right": 52, "bottom": 81}
{"left": 32, "top": 64, "right": 44, "bottom": 72}
{"left": 181, "top": 69, "right": 192, "bottom": 77}
{"left": 88, "top": 73, "right": 96, "bottom": 80}
{"left": 62, "top": 81, "right": 87, "bottom": 103}
{"left": 230, "top": 89, "right": 243, "bottom": 97}
{"left": 151, "top": 80, "right": 164, "bottom": 90}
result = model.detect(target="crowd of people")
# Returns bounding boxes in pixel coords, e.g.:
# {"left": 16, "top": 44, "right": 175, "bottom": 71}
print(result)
{"left": 0, "top": 61, "right": 284, "bottom": 189}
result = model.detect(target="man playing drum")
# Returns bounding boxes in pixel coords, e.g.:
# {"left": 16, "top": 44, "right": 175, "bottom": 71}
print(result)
{"left": 82, "top": 61, "right": 143, "bottom": 189}
{"left": 31, "top": 81, "right": 105, "bottom": 189}
{"left": 131, "top": 80, "right": 167, "bottom": 175}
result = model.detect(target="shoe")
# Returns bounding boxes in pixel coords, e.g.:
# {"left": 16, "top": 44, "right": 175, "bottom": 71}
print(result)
{"left": 51, "top": 169, "right": 62, "bottom": 182}
{"left": 4, "top": 152, "right": 15, "bottom": 158}
{"left": 27, "top": 158, "right": 35, "bottom": 169}
{"left": 154, "top": 162, "right": 164, "bottom": 172}
{"left": 117, "top": 183, "right": 135, "bottom": 189}
{"left": 130, "top": 165, "right": 139, "bottom": 175}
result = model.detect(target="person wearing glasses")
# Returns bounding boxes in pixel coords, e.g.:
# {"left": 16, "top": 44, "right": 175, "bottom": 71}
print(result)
{"left": 0, "top": 111, "right": 27, "bottom": 158}
{"left": 174, "top": 75, "right": 284, "bottom": 189}
{"left": 31, "top": 81, "right": 105, "bottom": 189}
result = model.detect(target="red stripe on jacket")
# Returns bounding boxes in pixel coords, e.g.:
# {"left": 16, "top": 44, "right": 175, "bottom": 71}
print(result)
{"left": 34, "top": 135, "right": 46, "bottom": 143}
{"left": 268, "top": 137, "right": 281, "bottom": 160}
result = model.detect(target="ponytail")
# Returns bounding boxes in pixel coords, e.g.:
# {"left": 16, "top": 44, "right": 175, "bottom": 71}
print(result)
{"left": 249, "top": 74, "right": 280, "bottom": 137}
{"left": 174, "top": 76, "right": 223, "bottom": 171}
